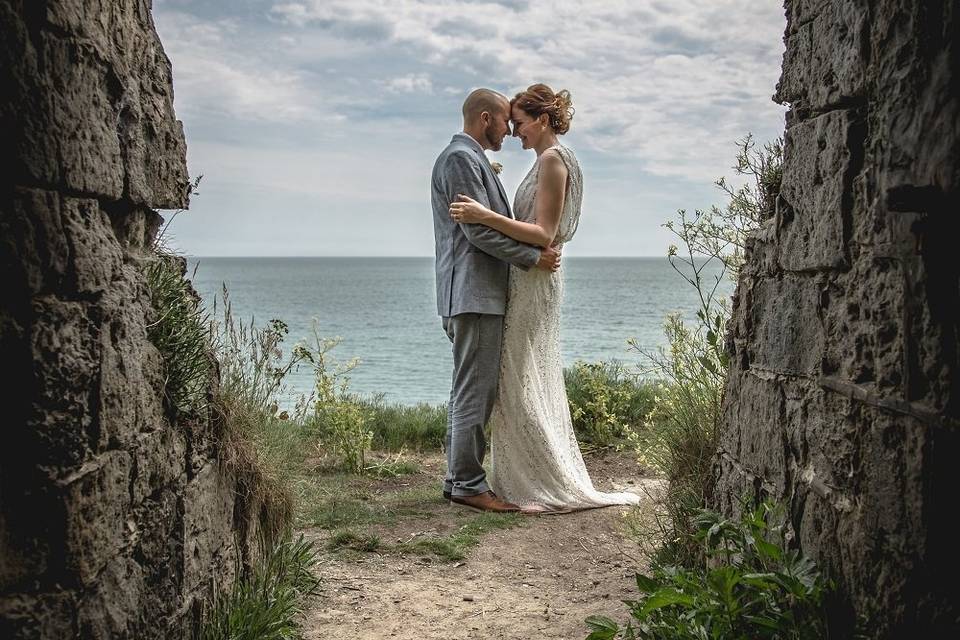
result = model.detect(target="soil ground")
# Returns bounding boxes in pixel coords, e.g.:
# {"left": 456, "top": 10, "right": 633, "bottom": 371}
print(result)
{"left": 298, "top": 449, "right": 662, "bottom": 640}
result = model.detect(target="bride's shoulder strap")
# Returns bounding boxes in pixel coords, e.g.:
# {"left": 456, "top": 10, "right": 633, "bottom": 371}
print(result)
{"left": 541, "top": 146, "right": 569, "bottom": 169}
{"left": 548, "top": 144, "right": 577, "bottom": 168}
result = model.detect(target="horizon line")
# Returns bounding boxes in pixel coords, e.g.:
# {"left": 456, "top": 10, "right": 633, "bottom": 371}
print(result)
{"left": 183, "top": 254, "right": 671, "bottom": 259}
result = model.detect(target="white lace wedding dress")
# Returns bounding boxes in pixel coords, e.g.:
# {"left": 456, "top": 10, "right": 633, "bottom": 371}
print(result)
{"left": 487, "top": 145, "right": 640, "bottom": 511}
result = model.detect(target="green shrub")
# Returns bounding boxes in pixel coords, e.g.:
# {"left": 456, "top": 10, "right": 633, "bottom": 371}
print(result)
{"left": 296, "top": 330, "right": 373, "bottom": 474}
{"left": 199, "top": 532, "right": 320, "bottom": 640}
{"left": 143, "top": 251, "right": 211, "bottom": 416}
{"left": 564, "top": 361, "right": 656, "bottom": 447}
{"left": 317, "top": 397, "right": 372, "bottom": 474}
{"left": 585, "top": 501, "right": 831, "bottom": 640}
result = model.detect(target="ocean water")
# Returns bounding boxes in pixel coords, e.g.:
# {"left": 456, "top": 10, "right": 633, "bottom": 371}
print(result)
{"left": 185, "top": 257, "right": 730, "bottom": 406}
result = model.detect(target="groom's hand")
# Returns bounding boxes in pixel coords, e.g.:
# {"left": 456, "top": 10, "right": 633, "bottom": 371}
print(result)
{"left": 536, "top": 246, "right": 561, "bottom": 272}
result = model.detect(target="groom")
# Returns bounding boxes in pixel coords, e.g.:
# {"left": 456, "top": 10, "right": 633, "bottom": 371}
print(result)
{"left": 430, "top": 88, "right": 561, "bottom": 512}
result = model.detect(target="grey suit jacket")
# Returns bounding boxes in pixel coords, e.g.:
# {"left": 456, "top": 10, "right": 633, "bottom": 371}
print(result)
{"left": 431, "top": 133, "right": 541, "bottom": 317}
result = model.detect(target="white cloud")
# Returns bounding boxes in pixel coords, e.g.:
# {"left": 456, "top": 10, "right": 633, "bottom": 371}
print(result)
{"left": 270, "top": 0, "right": 787, "bottom": 182}
{"left": 387, "top": 73, "right": 434, "bottom": 93}
{"left": 155, "top": 10, "right": 349, "bottom": 124}
{"left": 152, "top": 1, "right": 787, "bottom": 257}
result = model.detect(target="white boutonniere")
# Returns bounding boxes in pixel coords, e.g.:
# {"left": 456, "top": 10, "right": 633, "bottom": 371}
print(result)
{"left": 490, "top": 161, "right": 503, "bottom": 175}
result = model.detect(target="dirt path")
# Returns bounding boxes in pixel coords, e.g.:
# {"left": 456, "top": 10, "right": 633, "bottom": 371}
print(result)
{"left": 299, "top": 450, "right": 661, "bottom": 640}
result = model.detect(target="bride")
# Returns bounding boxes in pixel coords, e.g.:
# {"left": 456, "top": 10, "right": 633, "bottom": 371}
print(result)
{"left": 449, "top": 84, "right": 639, "bottom": 513}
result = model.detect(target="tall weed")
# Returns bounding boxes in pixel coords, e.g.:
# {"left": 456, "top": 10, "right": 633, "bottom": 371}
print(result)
{"left": 627, "top": 134, "right": 782, "bottom": 568}
{"left": 296, "top": 329, "right": 373, "bottom": 474}
{"left": 199, "top": 533, "right": 320, "bottom": 640}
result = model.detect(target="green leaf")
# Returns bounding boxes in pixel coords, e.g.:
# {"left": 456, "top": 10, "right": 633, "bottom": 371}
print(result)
{"left": 585, "top": 615, "right": 619, "bottom": 640}
{"left": 697, "top": 355, "right": 718, "bottom": 375}
{"left": 635, "top": 573, "right": 659, "bottom": 593}
{"left": 640, "top": 588, "right": 695, "bottom": 615}
{"left": 752, "top": 537, "right": 783, "bottom": 562}
{"left": 744, "top": 614, "right": 783, "bottom": 631}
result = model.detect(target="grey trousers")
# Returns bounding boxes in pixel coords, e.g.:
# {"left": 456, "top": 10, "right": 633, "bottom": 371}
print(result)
{"left": 441, "top": 313, "right": 504, "bottom": 497}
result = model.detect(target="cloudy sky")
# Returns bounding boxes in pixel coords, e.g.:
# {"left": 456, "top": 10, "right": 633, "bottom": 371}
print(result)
{"left": 153, "top": 0, "right": 788, "bottom": 257}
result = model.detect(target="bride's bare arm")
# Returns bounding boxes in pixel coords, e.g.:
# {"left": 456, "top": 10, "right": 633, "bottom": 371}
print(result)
{"left": 450, "top": 151, "right": 568, "bottom": 248}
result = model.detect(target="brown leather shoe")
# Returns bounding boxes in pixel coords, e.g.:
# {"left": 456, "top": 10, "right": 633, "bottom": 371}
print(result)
{"left": 450, "top": 491, "right": 520, "bottom": 513}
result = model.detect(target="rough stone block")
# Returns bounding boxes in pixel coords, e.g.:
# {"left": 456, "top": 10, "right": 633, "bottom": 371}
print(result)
{"left": 97, "top": 283, "right": 168, "bottom": 450}
{"left": 182, "top": 462, "right": 236, "bottom": 592}
{"left": 0, "top": 188, "right": 69, "bottom": 298}
{"left": 2, "top": 191, "right": 123, "bottom": 299}
{"left": 62, "top": 449, "right": 132, "bottom": 586}
{"left": 746, "top": 274, "right": 824, "bottom": 376}
{"left": 741, "top": 217, "right": 780, "bottom": 277}
{"left": 781, "top": 382, "right": 856, "bottom": 499}
{"left": 869, "top": 1, "right": 960, "bottom": 197}
{"left": 60, "top": 198, "right": 123, "bottom": 295}
{"left": 2, "top": 2, "right": 188, "bottom": 207}
{"left": 49, "top": 0, "right": 191, "bottom": 207}
{"left": 37, "top": 31, "right": 125, "bottom": 199}
{"left": 29, "top": 299, "right": 100, "bottom": 468}
{"left": 0, "top": 591, "right": 78, "bottom": 640}
{"left": 121, "top": 68, "right": 191, "bottom": 208}
{"left": 130, "top": 428, "right": 186, "bottom": 505}
{"left": 778, "top": 109, "right": 856, "bottom": 271}
{"left": 130, "top": 487, "right": 185, "bottom": 625}
{"left": 776, "top": 0, "right": 868, "bottom": 107}
{"left": 77, "top": 556, "right": 145, "bottom": 639}
{"left": 719, "top": 370, "right": 789, "bottom": 494}
{"left": 108, "top": 206, "right": 164, "bottom": 252}
{"left": 819, "top": 259, "right": 906, "bottom": 392}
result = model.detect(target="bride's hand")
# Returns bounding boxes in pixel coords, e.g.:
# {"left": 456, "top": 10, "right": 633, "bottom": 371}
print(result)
{"left": 449, "top": 194, "right": 489, "bottom": 224}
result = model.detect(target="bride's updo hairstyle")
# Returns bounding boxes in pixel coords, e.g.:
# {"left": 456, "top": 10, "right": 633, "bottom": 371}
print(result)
{"left": 511, "top": 83, "right": 574, "bottom": 135}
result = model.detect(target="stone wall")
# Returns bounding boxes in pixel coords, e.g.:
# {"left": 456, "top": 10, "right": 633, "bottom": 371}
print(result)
{"left": 0, "top": 1, "right": 250, "bottom": 637}
{"left": 715, "top": 0, "right": 958, "bottom": 636}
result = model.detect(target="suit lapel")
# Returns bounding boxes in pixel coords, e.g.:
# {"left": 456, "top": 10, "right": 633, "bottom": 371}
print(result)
{"left": 452, "top": 133, "right": 514, "bottom": 220}
{"left": 475, "top": 148, "right": 514, "bottom": 219}
{"left": 492, "top": 171, "right": 514, "bottom": 219}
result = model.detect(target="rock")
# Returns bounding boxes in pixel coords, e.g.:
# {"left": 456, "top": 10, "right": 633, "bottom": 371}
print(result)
{"left": 715, "top": 1, "right": 960, "bottom": 637}
{"left": 0, "top": 2, "right": 250, "bottom": 638}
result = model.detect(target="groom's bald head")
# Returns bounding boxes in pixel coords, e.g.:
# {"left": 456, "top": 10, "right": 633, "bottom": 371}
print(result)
{"left": 462, "top": 88, "right": 510, "bottom": 126}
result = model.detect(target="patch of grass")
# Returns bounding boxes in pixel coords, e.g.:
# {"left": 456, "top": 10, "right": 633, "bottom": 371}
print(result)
{"left": 143, "top": 250, "right": 211, "bottom": 416}
{"left": 327, "top": 530, "right": 381, "bottom": 553}
{"left": 297, "top": 481, "right": 443, "bottom": 530}
{"left": 360, "top": 397, "right": 447, "bottom": 452}
{"left": 199, "top": 532, "right": 320, "bottom": 640}
{"left": 324, "top": 512, "right": 521, "bottom": 563}
{"left": 364, "top": 455, "right": 421, "bottom": 478}
{"left": 211, "top": 296, "right": 312, "bottom": 545}
{"left": 397, "top": 512, "right": 522, "bottom": 562}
